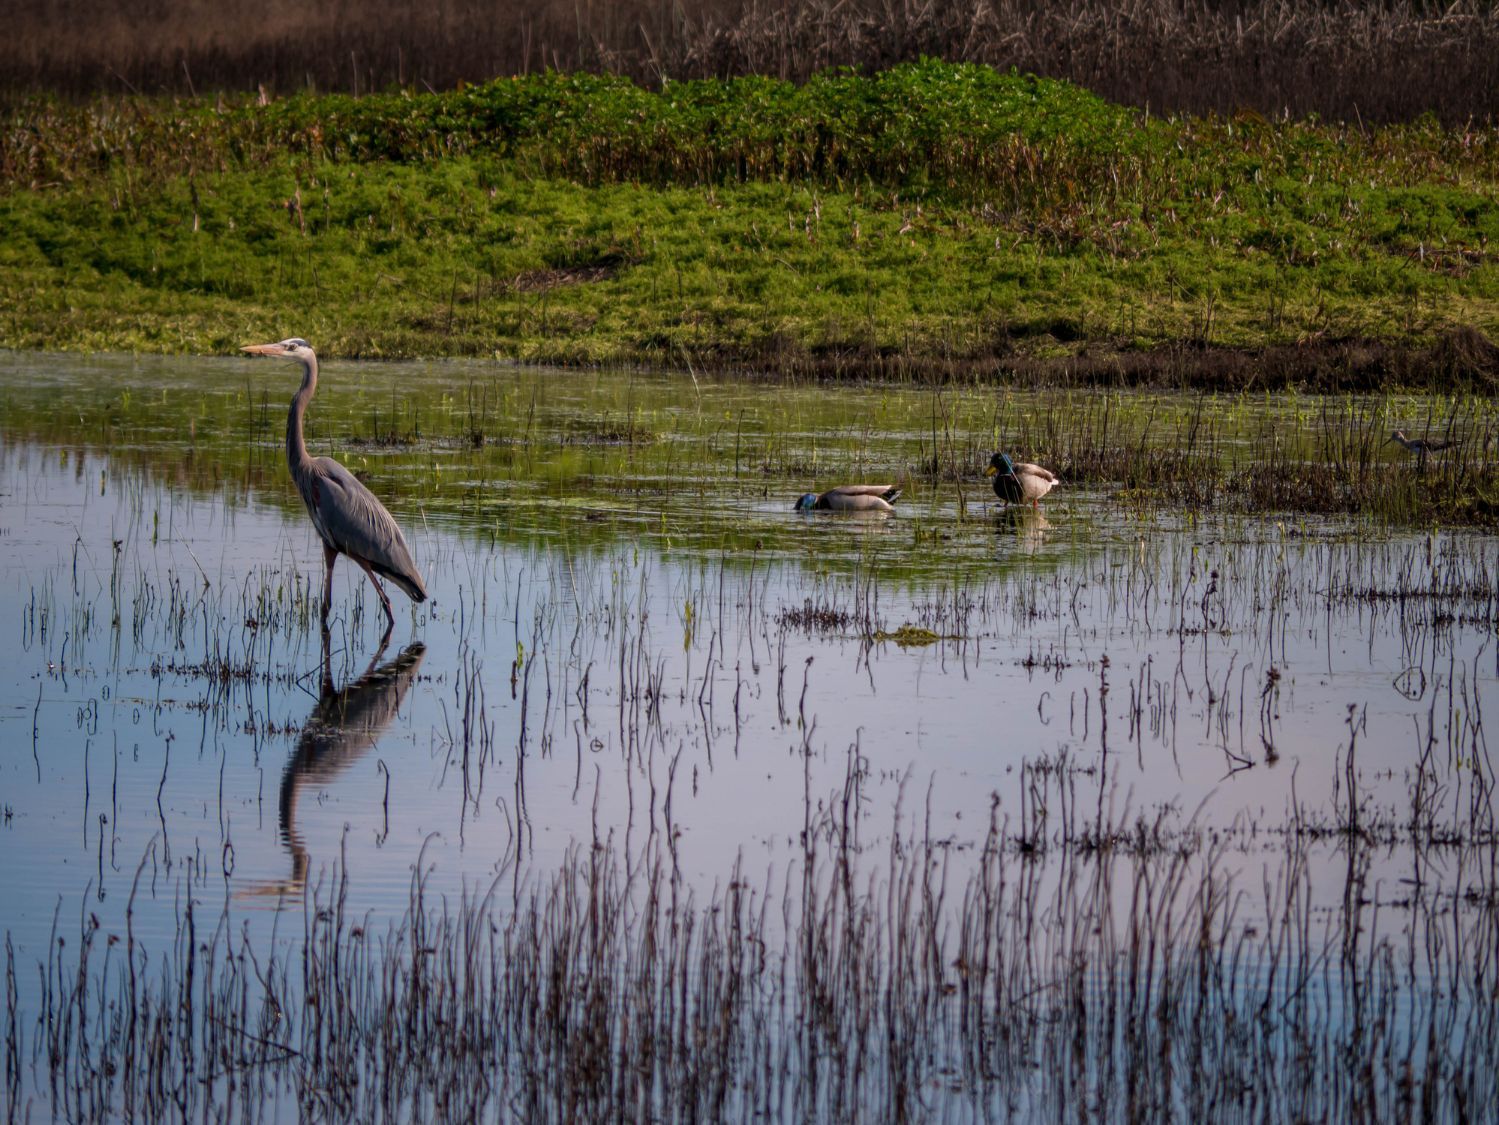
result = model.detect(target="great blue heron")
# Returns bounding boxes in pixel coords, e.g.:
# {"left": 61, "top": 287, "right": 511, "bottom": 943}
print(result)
{"left": 242, "top": 338, "right": 427, "bottom": 628}
{"left": 1387, "top": 429, "right": 1457, "bottom": 459}
{"left": 986, "top": 452, "right": 1059, "bottom": 510}
{"left": 793, "top": 484, "right": 902, "bottom": 512}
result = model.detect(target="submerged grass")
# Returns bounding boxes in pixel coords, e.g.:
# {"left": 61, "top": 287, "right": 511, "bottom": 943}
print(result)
{"left": 2, "top": 62, "right": 1499, "bottom": 384}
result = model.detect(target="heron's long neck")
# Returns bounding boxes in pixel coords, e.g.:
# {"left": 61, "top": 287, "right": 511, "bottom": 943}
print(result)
{"left": 286, "top": 354, "right": 318, "bottom": 475}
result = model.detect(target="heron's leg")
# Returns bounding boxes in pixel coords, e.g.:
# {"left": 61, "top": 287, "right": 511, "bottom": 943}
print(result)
{"left": 321, "top": 543, "right": 338, "bottom": 620}
{"left": 364, "top": 626, "right": 392, "bottom": 673}
{"left": 353, "top": 556, "right": 396, "bottom": 627}
{"left": 318, "top": 621, "right": 334, "bottom": 698}
{"left": 370, "top": 609, "right": 394, "bottom": 653}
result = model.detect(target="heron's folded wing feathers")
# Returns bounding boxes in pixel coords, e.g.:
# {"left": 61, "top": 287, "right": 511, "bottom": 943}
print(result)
{"left": 311, "top": 459, "right": 427, "bottom": 600}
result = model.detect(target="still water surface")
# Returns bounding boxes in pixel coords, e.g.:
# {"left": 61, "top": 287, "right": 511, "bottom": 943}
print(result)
{"left": 0, "top": 353, "right": 1494, "bottom": 1114}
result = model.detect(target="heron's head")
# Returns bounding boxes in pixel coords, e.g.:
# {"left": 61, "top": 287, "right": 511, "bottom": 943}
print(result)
{"left": 1387, "top": 430, "right": 1407, "bottom": 444}
{"left": 985, "top": 452, "right": 1016, "bottom": 477}
{"left": 241, "top": 337, "right": 314, "bottom": 361}
{"left": 793, "top": 493, "right": 819, "bottom": 511}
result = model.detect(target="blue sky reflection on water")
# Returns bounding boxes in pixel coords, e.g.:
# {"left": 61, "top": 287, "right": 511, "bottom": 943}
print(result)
{"left": 1, "top": 378, "right": 1496, "bottom": 1010}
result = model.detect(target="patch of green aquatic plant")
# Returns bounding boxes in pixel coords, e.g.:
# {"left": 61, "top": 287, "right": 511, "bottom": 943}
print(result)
{"left": 1, "top": 355, "right": 1493, "bottom": 618}
{"left": 872, "top": 624, "right": 947, "bottom": 646}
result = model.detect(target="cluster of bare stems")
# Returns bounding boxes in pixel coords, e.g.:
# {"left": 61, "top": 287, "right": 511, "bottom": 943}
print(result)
{"left": 6, "top": 1, "right": 1499, "bottom": 122}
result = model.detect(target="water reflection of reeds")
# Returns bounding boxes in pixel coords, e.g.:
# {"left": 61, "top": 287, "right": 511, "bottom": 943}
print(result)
{"left": 29, "top": 776, "right": 1498, "bottom": 1121}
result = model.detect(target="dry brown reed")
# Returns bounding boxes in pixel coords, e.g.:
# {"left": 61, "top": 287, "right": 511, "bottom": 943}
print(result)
{"left": 735, "top": 331, "right": 1499, "bottom": 394}
{"left": 6, "top": 1, "right": 1499, "bottom": 123}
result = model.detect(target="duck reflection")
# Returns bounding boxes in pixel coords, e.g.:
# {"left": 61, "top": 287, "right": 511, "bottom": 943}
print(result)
{"left": 241, "top": 627, "right": 425, "bottom": 903}
{"left": 994, "top": 506, "right": 1053, "bottom": 554}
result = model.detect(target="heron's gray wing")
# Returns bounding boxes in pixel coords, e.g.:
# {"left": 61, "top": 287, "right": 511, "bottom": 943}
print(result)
{"left": 310, "top": 458, "right": 427, "bottom": 600}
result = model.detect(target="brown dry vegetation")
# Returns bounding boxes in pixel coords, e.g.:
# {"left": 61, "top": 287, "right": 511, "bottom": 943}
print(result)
{"left": 724, "top": 330, "right": 1499, "bottom": 394}
{"left": 5, "top": 1, "right": 1499, "bottom": 123}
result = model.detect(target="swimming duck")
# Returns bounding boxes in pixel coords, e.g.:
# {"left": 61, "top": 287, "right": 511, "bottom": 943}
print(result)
{"left": 793, "top": 484, "right": 902, "bottom": 512}
{"left": 986, "top": 452, "right": 1058, "bottom": 510}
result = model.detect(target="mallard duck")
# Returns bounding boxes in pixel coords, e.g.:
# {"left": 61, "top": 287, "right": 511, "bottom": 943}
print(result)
{"left": 986, "top": 452, "right": 1058, "bottom": 510}
{"left": 793, "top": 484, "right": 902, "bottom": 512}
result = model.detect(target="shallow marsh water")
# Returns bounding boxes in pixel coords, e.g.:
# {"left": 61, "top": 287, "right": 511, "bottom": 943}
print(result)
{"left": 1, "top": 353, "right": 1496, "bottom": 1120}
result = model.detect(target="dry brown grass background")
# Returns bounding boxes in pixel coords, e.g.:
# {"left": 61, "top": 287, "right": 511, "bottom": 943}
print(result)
{"left": 6, "top": 1, "right": 1499, "bottom": 122}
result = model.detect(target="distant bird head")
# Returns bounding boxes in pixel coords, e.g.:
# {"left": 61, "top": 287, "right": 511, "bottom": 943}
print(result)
{"left": 1387, "top": 430, "right": 1408, "bottom": 445}
{"left": 241, "top": 337, "right": 314, "bottom": 361}
{"left": 793, "top": 493, "right": 819, "bottom": 511}
{"left": 985, "top": 452, "right": 1017, "bottom": 477}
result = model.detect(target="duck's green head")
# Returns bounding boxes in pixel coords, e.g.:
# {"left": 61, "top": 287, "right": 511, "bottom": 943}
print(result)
{"left": 986, "top": 452, "right": 1017, "bottom": 477}
{"left": 793, "top": 493, "right": 819, "bottom": 511}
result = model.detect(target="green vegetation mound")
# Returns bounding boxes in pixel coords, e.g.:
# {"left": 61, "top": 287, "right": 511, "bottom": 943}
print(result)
{"left": 2, "top": 61, "right": 1498, "bottom": 385}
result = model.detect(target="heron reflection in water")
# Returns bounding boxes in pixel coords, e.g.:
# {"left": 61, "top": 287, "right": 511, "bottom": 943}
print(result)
{"left": 241, "top": 628, "right": 425, "bottom": 902}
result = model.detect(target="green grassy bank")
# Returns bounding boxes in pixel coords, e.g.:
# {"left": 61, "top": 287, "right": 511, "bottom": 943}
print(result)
{"left": 3, "top": 61, "right": 1499, "bottom": 388}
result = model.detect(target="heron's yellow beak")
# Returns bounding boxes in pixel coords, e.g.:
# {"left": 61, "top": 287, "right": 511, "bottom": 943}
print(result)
{"left": 984, "top": 465, "right": 998, "bottom": 477}
{"left": 240, "top": 342, "right": 282, "bottom": 355}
